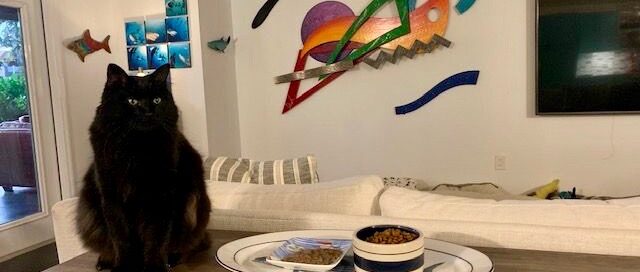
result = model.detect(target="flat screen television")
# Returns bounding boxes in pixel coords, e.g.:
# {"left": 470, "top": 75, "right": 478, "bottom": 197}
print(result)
{"left": 537, "top": 0, "right": 640, "bottom": 114}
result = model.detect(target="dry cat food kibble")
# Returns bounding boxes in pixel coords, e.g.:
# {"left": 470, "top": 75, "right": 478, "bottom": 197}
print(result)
{"left": 365, "top": 228, "right": 419, "bottom": 244}
{"left": 282, "top": 248, "right": 343, "bottom": 265}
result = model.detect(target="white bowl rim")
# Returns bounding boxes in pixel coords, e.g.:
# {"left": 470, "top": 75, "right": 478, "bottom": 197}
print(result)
{"left": 353, "top": 225, "right": 425, "bottom": 254}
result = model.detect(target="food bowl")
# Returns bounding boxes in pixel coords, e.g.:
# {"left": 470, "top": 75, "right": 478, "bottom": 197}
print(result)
{"left": 266, "top": 237, "right": 352, "bottom": 271}
{"left": 353, "top": 225, "right": 425, "bottom": 272}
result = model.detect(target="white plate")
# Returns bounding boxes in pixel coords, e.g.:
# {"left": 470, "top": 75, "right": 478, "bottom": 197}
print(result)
{"left": 216, "top": 230, "right": 494, "bottom": 272}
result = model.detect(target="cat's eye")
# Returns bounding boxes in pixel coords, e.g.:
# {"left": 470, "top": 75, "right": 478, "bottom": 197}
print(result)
{"left": 128, "top": 98, "right": 138, "bottom": 106}
{"left": 153, "top": 97, "right": 162, "bottom": 104}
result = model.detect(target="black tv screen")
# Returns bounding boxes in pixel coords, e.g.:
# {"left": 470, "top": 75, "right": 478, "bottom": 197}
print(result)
{"left": 537, "top": 0, "right": 640, "bottom": 114}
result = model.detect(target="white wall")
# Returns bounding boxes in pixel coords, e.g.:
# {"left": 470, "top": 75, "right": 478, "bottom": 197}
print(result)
{"left": 231, "top": 0, "right": 640, "bottom": 196}
{"left": 45, "top": 0, "right": 209, "bottom": 193}
{"left": 197, "top": 0, "right": 241, "bottom": 158}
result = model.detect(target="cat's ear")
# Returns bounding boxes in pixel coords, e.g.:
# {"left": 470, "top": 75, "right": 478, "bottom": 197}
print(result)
{"left": 106, "top": 63, "right": 128, "bottom": 88}
{"left": 150, "top": 64, "right": 171, "bottom": 86}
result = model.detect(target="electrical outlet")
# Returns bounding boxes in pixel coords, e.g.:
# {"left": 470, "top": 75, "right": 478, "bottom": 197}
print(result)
{"left": 495, "top": 155, "right": 507, "bottom": 170}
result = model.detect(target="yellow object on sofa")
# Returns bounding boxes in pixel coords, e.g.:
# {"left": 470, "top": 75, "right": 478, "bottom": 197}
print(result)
{"left": 535, "top": 179, "right": 560, "bottom": 199}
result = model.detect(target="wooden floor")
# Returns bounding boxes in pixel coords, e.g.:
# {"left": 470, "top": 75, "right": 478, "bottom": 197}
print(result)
{"left": 0, "top": 186, "right": 40, "bottom": 225}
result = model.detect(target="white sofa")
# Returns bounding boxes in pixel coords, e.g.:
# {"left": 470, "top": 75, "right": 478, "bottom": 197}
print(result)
{"left": 52, "top": 175, "right": 640, "bottom": 263}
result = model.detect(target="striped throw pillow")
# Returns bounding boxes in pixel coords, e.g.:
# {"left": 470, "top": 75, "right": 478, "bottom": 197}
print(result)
{"left": 209, "top": 157, "right": 251, "bottom": 183}
{"left": 248, "top": 156, "right": 319, "bottom": 185}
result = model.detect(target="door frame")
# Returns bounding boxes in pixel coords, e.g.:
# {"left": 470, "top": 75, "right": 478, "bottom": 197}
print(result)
{"left": 41, "top": 0, "right": 76, "bottom": 199}
{"left": 0, "top": 0, "right": 62, "bottom": 260}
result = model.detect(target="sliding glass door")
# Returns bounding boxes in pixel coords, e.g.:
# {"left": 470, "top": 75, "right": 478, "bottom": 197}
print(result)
{"left": 0, "top": 0, "right": 61, "bottom": 260}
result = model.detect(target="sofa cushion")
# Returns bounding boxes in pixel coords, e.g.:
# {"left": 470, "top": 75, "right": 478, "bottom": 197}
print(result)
{"left": 208, "top": 157, "right": 251, "bottom": 183}
{"left": 248, "top": 155, "right": 319, "bottom": 185}
{"left": 208, "top": 155, "right": 319, "bottom": 185}
{"left": 210, "top": 209, "right": 640, "bottom": 257}
{"left": 208, "top": 175, "right": 384, "bottom": 215}
{"left": 432, "top": 182, "right": 506, "bottom": 194}
{"left": 380, "top": 187, "right": 640, "bottom": 231}
{"left": 429, "top": 182, "right": 537, "bottom": 200}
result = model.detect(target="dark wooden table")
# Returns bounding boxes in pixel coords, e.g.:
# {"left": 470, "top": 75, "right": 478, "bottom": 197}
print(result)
{"left": 45, "top": 230, "right": 640, "bottom": 272}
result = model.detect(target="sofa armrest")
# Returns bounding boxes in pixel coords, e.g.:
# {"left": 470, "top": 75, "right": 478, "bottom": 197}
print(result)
{"left": 52, "top": 198, "right": 87, "bottom": 263}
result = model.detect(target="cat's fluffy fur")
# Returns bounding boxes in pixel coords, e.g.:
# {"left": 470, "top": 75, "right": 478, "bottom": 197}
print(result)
{"left": 76, "top": 64, "right": 211, "bottom": 272}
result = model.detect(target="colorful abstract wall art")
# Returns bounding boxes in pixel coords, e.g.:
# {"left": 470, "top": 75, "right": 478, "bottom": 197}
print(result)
{"left": 252, "top": 0, "right": 280, "bottom": 29}
{"left": 395, "top": 70, "right": 480, "bottom": 115}
{"left": 455, "top": 0, "right": 476, "bottom": 14}
{"left": 277, "top": 0, "right": 448, "bottom": 113}
{"left": 275, "top": 0, "right": 478, "bottom": 114}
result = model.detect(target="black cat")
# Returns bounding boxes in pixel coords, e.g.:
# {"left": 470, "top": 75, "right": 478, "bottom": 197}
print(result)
{"left": 76, "top": 64, "right": 211, "bottom": 272}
